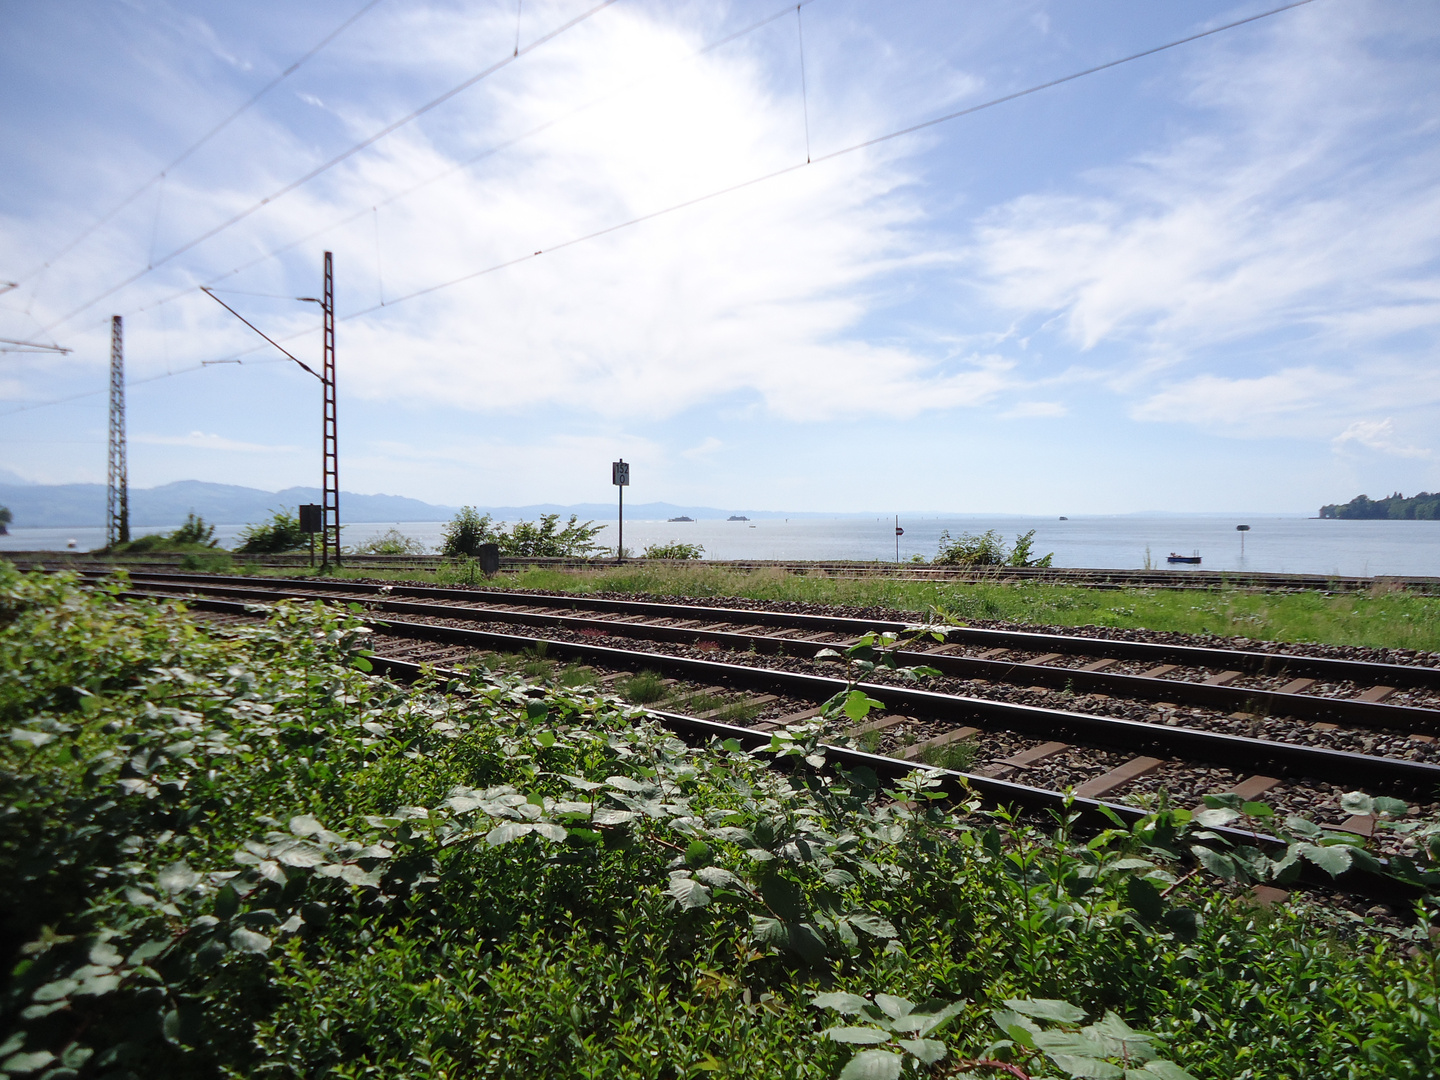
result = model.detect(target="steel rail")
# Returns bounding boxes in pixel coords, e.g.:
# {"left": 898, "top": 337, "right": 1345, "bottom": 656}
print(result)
{"left": 128, "top": 588, "right": 1440, "bottom": 797}
{"left": 106, "top": 572, "right": 1440, "bottom": 725}
{"left": 362, "top": 653, "right": 1421, "bottom": 907}
{"left": 17, "top": 552, "right": 1440, "bottom": 594}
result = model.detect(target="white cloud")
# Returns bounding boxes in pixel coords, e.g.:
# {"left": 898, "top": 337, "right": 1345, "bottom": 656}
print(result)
{"left": 681, "top": 436, "right": 722, "bottom": 459}
{"left": 134, "top": 430, "right": 298, "bottom": 453}
{"left": 1001, "top": 400, "right": 1066, "bottom": 419}
{"left": 1333, "top": 418, "right": 1431, "bottom": 459}
{"left": 965, "top": 4, "right": 1440, "bottom": 430}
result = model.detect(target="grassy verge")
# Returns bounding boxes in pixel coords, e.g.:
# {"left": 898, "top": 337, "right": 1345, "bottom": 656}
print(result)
{"left": 3, "top": 565, "right": 1439, "bottom": 1078}
{"left": 233, "top": 561, "right": 1440, "bottom": 652}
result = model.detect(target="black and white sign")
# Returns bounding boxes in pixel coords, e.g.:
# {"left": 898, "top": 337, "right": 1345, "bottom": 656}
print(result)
{"left": 612, "top": 460, "right": 630, "bottom": 487}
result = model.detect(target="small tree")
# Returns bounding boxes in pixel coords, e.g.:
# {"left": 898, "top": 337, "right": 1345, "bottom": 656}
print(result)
{"left": 935, "top": 528, "right": 1053, "bottom": 567}
{"left": 441, "top": 509, "right": 602, "bottom": 558}
{"left": 0, "top": 506, "right": 10, "bottom": 535}
{"left": 641, "top": 541, "right": 704, "bottom": 559}
{"left": 351, "top": 528, "right": 429, "bottom": 555}
{"left": 441, "top": 507, "right": 499, "bottom": 558}
{"left": 170, "top": 513, "right": 218, "bottom": 547}
{"left": 235, "top": 508, "right": 307, "bottom": 554}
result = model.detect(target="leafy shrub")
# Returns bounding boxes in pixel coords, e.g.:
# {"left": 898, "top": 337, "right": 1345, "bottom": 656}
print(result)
{"left": 0, "top": 506, "right": 11, "bottom": 534}
{"left": 1, "top": 564, "right": 1437, "bottom": 1078}
{"left": 935, "top": 528, "right": 1054, "bottom": 567}
{"left": 349, "top": 528, "right": 429, "bottom": 555}
{"left": 109, "top": 514, "right": 221, "bottom": 555}
{"left": 441, "top": 507, "right": 602, "bottom": 558}
{"left": 234, "top": 507, "right": 306, "bottom": 553}
{"left": 642, "top": 541, "right": 705, "bottom": 560}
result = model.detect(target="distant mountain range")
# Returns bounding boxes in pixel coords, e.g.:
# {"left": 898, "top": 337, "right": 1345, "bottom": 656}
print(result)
{"left": 0, "top": 480, "right": 829, "bottom": 529}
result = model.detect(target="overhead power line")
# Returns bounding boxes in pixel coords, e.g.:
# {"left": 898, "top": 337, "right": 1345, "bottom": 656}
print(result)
{"left": 93, "top": 0, "right": 819, "bottom": 333}
{"left": 337, "top": 0, "right": 1322, "bottom": 321}
{"left": 40, "top": 0, "right": 621, "bottom": 335}
{"left": 3, "top": 0, "right": 1319, "bottom": 419}
{"left": 12, "top": 0, "right": 386, "bottom": 290}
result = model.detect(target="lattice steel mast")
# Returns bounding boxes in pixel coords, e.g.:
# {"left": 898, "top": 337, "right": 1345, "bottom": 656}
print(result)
{"left": 106, "top": 315, "right": 129, "bottom": 547}
{"left": 321, "top": 251, "right": 340, "bottom": 567}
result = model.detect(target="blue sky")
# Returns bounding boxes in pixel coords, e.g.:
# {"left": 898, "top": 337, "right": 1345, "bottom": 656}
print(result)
{"left": 2, "top": 0, "right": 1437, "bottom": 513}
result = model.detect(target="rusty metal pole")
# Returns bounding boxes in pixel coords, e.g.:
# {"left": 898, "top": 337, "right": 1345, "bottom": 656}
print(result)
{"left": 106, "top": 315, "right": 129, "bottom": 547}
{"left": 321, "top": 252, "right": 340, "bottom": 568}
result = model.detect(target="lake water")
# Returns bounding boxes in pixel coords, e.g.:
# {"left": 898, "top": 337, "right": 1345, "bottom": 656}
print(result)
{"left": 3, "top": 514, "right": 1437, "bottom": 578}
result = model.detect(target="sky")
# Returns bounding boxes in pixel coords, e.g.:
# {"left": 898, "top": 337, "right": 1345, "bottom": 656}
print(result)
{"left": 1, "top": 0, "right": 1438, "bottom": 514}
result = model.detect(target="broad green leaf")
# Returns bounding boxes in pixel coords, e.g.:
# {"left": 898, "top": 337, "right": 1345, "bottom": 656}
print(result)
{"left": 213, "top": 885, "right": 239, "bottom": 921}
{"left": 1240, "top": 801, "right": 1275, "bottom": 818}
{"left": 907, "top": 1000, "right": 967, "bottom": 1037}
{"left": 1126, "top": 877, "right": 1164, "bottom": 921}
{"left": 157, "top": 860, "right": 201, "bottom": 894}
{"left": 750, "top": 916, "right": 788, "bottom": 950}
{"left": 812, "top": 992, "right": 869, "bottom": 1015}
{"left": 1192, "top": 846, "right": 1237, "bottom": 880}
{"left": 486, "top": 822, "right": 533, "bottom": 845}
{"left": 274, "top": 840, "right": 328, "bottom": 867}
{"left": 760, "top": 874, "right": 803, "bottom": 921}
{"left": 1035, "top": 1030, "right": 1109, "bottom": 1057}
{"left": 1300, "top": 842, "right": 1353, "bottom": 876}
{"left": 1191, "top": 808, "right": 1239, "bottom": 827}
{"left": 896, "top": 1038, "right": 947, "bottom": 1064}
{"left": 788, "top": 921, "right": 829, "bottom": 966}
{"left": 842, "top": 691, "right": 885, "bottom": 721}
{"left": 1339, "top": 791, "right": 1374, "bottom": 816}
{"left": 591, "top": 808, "right": 638, "bottom": 826}
{"left": 531, "top": 822, "right": 568, "bottom": 842}
{"left": 229, "top": 927, "right": 272, "bottom": 954}
{"left": 838, "top": 1048, "right": 903, "bottom": 1080}
{"left": 1135, "top": 1061, "right": 1200, "bottom": 1080}
{"left": 846, "top": 911, "right": 897, "bottom": 939}
{"left": 1048, "top": 1054, "right": 1123, "bottom": 1079}
{"left": 823, "top": 868, "right": 857, "bottom": 887}
{"left": 873, "top": 994, "right": 915, "bottom": 1020}
{"left": 338, "top": 864, "right": 382, "bottom": 888}
{"left": 289, "top": 813, "right": 324, "bottom": 836}
{"left": 1373, "top": 796, "right": 1409, "bottom": 817}
{"left": 606, "top": 775, "right": 648, "bottom": 792}
{"left": 1, "top": 1050, "right": 56, "bottom": 1074}
{"left": 990, "top": 1010, "right": 1039, "bottom": 1048}
{"left": 695, "top": 866, "right": 741, "bottom": 889}
{"left": 824, "top": 1026, "right": 892, "bottom": 1045}
{"left": 32, "top": 979, "right": 78, "bottom": 1003}
{"left": 1006, "top": 997, "right": 1088, "bottom": 1023}
{"left": 667, "top": 875, "right": 712, "bottom": 910}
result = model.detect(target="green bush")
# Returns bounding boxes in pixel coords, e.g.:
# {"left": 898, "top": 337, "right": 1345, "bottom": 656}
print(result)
{"left": 108, "top": 514, "right": 221, "bottom": 555}
{"left": 349, "top": 528, "right": 429, "bottom": 555}
{"left": 234, "top": 507, "right": 307, "bottom": 554}
{"left": 935, "top": 528, "right": 1054, "bottom": 567}
{"left": 441, "top": 507, "right": 602, "bottom": 558}
{"left": 0, "top": 506, "right": 11, "bottom": 534}
{"left": 1, "top": 564, "right": 1437, "bottom": 1078}
{"left": 641, "top": 541, "right": 705, "bottom": 560}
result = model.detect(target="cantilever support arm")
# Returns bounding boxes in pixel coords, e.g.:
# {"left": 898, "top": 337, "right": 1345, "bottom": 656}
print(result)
{"left": 201, "top": 287, "right": 322, "bottom": 379}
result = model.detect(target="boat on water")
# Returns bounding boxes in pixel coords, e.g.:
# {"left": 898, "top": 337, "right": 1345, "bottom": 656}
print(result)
{"left": 1167, "top": 551, "right": 1202, "bottom": 564}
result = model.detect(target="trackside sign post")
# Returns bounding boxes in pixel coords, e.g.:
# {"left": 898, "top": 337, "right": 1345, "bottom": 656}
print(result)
{"left": 613, "top": 459, "right": 629, "bottom": 562}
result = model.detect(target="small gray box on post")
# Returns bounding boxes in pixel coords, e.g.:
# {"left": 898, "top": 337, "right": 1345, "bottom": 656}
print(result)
{"left": 478, "top": 543, "right": 500, "bottom": 577}
{"left": 299, "top": 504, "right": 322, "bottom": 568}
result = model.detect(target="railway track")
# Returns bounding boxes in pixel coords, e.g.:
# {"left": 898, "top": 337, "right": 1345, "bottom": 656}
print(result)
{"left": 71, "top": 569, "right": 1440, "bottom": 841}
{"left": 12, "top": 551, "right": 1440, "bottom": 594}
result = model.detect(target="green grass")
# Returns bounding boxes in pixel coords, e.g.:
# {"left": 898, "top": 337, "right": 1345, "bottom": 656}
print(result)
{"left": 261, "top": 562, "right": 1440, "bottom": 652}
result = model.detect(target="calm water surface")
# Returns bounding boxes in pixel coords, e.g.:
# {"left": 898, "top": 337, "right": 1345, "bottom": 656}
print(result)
{"left": 4, "top": 514, "right": 1437, "bottom": 578}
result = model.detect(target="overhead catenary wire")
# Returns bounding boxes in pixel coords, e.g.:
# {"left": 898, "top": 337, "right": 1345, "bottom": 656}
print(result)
{"left": 10, "top": 0, "right": 387, "bottom": 291}
{"left": 39, "top": 0, "right": 621, "bottom": 336}
{"left": 3, "top": 0, "right": 1319, "bottom": 418}
{"left": 66, "top": 0, "right": 826, "bottom": 337}
{"left": 335, "top": 0, "right": 1323, "bottom": 321}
